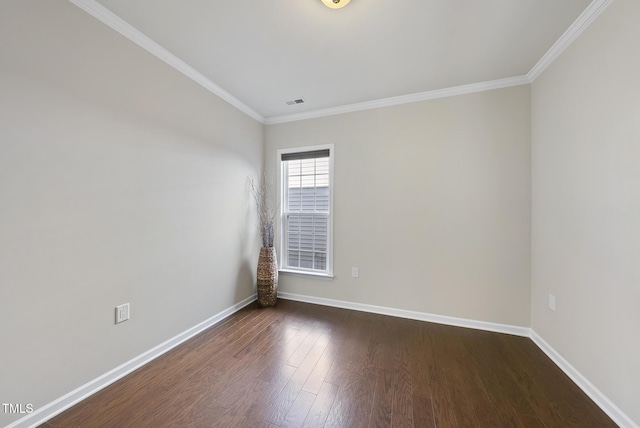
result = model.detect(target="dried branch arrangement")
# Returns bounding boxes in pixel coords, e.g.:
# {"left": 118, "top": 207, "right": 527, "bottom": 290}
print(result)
{"left": 249, "top": 173, "right": 276, "bottom": 248}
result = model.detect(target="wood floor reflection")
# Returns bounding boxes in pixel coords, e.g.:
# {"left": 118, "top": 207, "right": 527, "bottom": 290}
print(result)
{"left": 43, "top": 299, "right": 616, "bottom": 427}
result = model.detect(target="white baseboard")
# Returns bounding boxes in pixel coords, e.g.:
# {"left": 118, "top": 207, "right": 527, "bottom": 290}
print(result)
{"left": 530, "top": 330, "right": 638, "bottom": 428}
{"left": 277, "top": 292, "right": 530, "bottom": 337}
{"left": 5, "top": 294, "right": 257, "bottom": 428}
{"left": 279, "top": 292, "right": 637, "bottom": 427}
{"left": 7, "top": 293, "right": 636, "bottom": 428}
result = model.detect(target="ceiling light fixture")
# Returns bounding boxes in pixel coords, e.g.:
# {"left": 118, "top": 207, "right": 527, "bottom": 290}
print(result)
{"left": 321, "top": 0, "right": 350, "bottom": 9}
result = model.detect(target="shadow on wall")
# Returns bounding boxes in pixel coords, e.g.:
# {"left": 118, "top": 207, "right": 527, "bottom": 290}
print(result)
{"left": 234, "top": 260, "right": 255, "bottom": 302}
{"left": 235, "top": 185, "right": 259, "bottom": 301}
{"left": 1, "top": 1, "right": 262, "bottom": 160}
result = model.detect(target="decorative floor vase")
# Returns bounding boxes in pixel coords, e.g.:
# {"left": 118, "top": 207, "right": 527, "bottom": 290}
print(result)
{"left": 257, "top": 247, "right": 278, "bottom": 307}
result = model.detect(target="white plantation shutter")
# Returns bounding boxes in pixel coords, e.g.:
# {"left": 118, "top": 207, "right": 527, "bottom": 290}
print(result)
{"left": 280, "top": 146, "right": 333, "bottom": 275}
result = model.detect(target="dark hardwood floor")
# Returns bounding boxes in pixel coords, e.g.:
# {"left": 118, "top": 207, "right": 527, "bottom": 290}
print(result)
{"left": 43, "top": 300, "right": 616, "bottom": 427}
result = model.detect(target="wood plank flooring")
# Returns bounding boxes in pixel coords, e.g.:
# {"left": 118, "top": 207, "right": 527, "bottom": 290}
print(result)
{"left": 43, "top": 300, "right": 616, "bottom": 427}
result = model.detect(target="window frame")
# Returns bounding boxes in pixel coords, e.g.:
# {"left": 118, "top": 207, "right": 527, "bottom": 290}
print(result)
{"left": 277, "top": 144, "right": 334, "bottom": 278}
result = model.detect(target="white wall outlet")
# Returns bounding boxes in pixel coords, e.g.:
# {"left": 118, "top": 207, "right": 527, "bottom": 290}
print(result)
{"left": 351, "top": 267, "right": 359, "bottom": 278}
{"left": 548, "top": 294, "right": 556, "bottom": 311}
{"left": 115, "top": 303, "right": 130, "bottom": 324}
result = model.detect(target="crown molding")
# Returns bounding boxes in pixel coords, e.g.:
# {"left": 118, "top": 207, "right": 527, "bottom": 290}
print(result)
{"left": 68, "top": 0, "right": 265, "bottom": 124}
{"left": 69, "top": 0, "right": 612, "bottom": 126}
{"left": 528, "top": 0, "right": 615, "bottom": 81}
{"left": 264, "top": 75, "right": 531, "bottom": 125}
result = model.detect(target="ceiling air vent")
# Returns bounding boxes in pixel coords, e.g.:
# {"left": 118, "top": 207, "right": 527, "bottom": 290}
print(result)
{"left": 285, "top": 98, "right": 305, "bottom": 106}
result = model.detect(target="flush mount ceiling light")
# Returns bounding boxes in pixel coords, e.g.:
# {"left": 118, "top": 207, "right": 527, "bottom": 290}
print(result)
{"left": 321, "top": 0, "right": 350, "bottom": 9}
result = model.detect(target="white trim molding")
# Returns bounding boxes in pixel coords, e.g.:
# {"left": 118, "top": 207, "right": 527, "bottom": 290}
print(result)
{"left": 68, "top": 0, "right": 613, "bottom": 125}
{"left": 279, "top": 293, "right": 637, "bottom": 427}
{"left": 265, "top": 75, "right": 531, "bottom": 125}
{"left": 530, "top": 330, "right": 639, "bottom": 428}
{"left": 5, "top": 294, "right": 257, "bottom": 428}
{"left": 7, "top": 293, "right": 637, "bottom": 427}
{"left": 67, "top": 0, "right": 265, "bottom": 124}
{"left": 527, "top": 0, "right": 615, "bottom": 81}
{"left": 278, "top": 292, "right": 530, "bottom": 337}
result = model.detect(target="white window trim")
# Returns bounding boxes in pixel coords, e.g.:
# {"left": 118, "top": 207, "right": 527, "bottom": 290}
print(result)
{"left": 277, "top": 144, "right": 334, "bottom": 278}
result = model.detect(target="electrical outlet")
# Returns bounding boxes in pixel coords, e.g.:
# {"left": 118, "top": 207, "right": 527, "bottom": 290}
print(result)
{"left": 548, "top": 295, "right": 556, "bottom": 311}
{"left": 115, "top": 303, "right": 130, "bottom": 324}
{"left": 351, "top": 267, "right": 359, "bottom": 278}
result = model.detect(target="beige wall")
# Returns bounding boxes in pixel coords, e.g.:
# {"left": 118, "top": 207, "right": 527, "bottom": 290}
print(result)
{"left": 4, "top": 0, "right": 636, "bottom": 424}
{"left": 266, "top": 86, "right": 532, "bottom": 327}
{"left": 531, "top": 0, "right": 640, "bottom": 424}
{"left": 0, "top": 2, "right": 262, "bottom": 426}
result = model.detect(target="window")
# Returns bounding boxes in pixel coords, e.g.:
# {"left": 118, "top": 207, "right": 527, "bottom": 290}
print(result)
{"left": 279, "top": 145, "right": 334, "bottom": 277}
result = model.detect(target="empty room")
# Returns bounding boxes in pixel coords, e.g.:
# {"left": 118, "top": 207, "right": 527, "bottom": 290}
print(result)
{"left": 1, "top": 0, "right": 638, "bottom": 427}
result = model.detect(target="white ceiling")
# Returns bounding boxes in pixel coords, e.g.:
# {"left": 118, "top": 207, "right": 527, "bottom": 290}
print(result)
{"left": 88, "top": 0, "right": 594, "bottom": 122}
